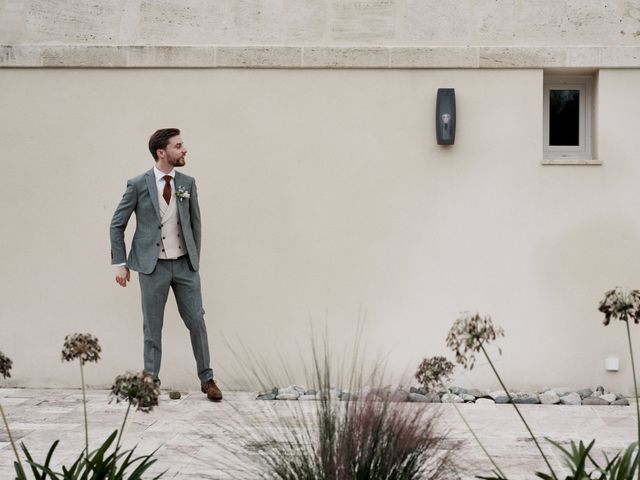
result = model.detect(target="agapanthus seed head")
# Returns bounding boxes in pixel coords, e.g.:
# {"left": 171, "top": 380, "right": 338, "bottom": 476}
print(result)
{"left": 598, "top": 287, "right": 640, "bottom": 326}
{"left": 415, "top": 356, "right": 454, "bottom": 392}
{"left": 61, "top": 333, "right": 101, "bottom": 364}
{"left": 446, "top": 312, "right": 505, "bottom": 370}
{"left": 0, "top": 351, "right": 13, "bottom": 379}
{"left": 110, "top": 370, "right": 160, "bottom": 413}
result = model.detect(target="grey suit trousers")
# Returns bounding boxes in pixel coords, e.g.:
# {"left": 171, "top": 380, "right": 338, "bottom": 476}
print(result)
{"left": 139, "top": 256, "right": 213, "bottom": 384}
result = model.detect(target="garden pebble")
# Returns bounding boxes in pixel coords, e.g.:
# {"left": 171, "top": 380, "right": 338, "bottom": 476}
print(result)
{"left": 512, "top": 392, "right": 539, "bottom": 404}
{"left": 441, "top": 393, "right": 463, "bottom": 403}
{"left": 408, "top": 393, "right": 429, "bottom": 402}
{"left": 278, "top": 385, "right": 306, "bottom": 396}
{"left": 560, "top": 393, "right": 582, "bottom": 405}
{"left": 424, "top": 392, "right": 441, "bottom": 403}
{"left": 475, "top": 398, "right": 496, "bottom": 405}
{"left": 390, "top": 389, "right": 410, "bottom": 402}
{"left": 539, "top": 391, "right": 560, "bottom": 404}
{"left": 551, "top": 387, "right": 573, "bottom": 397}
{"left": 582, "top": 397, "right": 609, "bottom": 406}
{"left": 461, "top": 393, "right": 476, "bottom": 402}
{"left": 449, "top": 386, "right": 467, "bottom": 396}
{"left": 276, "top": 393, "right": 301, "bottom": 400}
{"left": 612, "top": 398, "right": 630, "bottom": 406}
{"left": 489, "top": 391, "right": 510, "bottom": 403}
{"left": 577, "top": 388, "right": 593, "bottom": 399}
{"left": 600, "top": 393, "right": 616, "bottom": 403}
{"left": 467, "top": 389, "right": 487, "bottom": 398}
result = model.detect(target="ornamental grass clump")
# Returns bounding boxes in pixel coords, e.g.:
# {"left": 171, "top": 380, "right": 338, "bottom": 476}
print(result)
{"left": 599, "top": 287, "right": 640, "bottom": 480}
{"left": 215, "top": 333, "right": 460, "bottom": 479}
{"left": 62, "top": 333, "right": 102, "bottom": 459}
{"left": 415, "top": 356, "right": 454, "bottom": 392}
{"left": 0, "top": 350, "right": 25, "bottom": 477}
{"left": 447, "top": 312, "right": 558, "bottom": 480}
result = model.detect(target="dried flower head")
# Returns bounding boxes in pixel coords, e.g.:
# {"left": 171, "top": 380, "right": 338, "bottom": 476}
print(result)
{"left": 61, "top": 333, "right": 101, "bottom": 364}
{"left": 110, "top": 371, "right": 160, "bottom": 413}
{"left": 446, "top": 312, "right": 505, "bottom": 370}
{"left": 415, "top": 356, "right": 454, "bottom": 392}
{"left": 0, "top": 351, "right": 13, "bottom": 379}
{"left": 598, "top": 287, "right": 640, "bottom": 326}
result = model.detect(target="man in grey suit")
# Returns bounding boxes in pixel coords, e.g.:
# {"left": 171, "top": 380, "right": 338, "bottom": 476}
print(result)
{"left": 110, "top": 128, "right": 222, "bottom": 401}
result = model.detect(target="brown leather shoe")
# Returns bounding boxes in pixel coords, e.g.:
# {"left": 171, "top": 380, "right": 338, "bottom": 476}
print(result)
{"left": 201, "top": 379, "right": 223, "bottom": 402}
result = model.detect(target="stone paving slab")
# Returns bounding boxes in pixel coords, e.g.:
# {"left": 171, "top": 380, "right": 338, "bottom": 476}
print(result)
{"left": 0, "top": 389, "right": 636, "bottom": 479}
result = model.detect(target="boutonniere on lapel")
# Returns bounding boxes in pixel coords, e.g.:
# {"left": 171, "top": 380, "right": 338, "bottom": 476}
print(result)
{"left": 175, "top": 186, "right": 191, "bottom": 202}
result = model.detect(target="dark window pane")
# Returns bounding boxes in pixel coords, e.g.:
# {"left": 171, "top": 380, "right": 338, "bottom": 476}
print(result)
{"left": 549, "top": 89, "right": 579, "bottom": 146}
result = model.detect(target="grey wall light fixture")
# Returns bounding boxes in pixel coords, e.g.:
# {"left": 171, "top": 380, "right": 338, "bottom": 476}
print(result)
{"left": 436, "top": 88, "right": 456, "bottom": 145}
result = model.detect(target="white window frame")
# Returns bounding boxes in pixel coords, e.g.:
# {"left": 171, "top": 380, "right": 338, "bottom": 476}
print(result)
{"left": 543, "top": 76, "right": 595, "bottom": 164}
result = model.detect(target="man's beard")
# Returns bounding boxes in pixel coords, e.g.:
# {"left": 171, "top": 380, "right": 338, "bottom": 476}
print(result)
{"left": 171, "top": 157, "right": 186, "bottom": 167}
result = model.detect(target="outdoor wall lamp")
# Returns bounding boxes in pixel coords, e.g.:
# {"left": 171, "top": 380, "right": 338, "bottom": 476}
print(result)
{"left": 436, "top": 88, "right": 456, "bottom": 145}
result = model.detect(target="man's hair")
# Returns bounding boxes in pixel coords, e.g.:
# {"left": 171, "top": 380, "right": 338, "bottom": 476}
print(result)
{"left": 148, "top": 128, "right": 181, "bottom": 161}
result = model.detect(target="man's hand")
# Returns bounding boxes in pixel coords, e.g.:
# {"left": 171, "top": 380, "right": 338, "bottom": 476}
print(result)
{"left": 115, "top": 266, "right": 130, "bottom": 287}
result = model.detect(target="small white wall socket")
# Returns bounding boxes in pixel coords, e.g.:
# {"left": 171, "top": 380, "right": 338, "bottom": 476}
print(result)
{"left": 605, "top": 356, "right": 619, "bottom": 371}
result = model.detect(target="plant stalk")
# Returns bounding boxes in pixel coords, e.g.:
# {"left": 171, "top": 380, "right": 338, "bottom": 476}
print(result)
{"left": 116, "top": 403, "right": 131, "bottom": 452}
{"left": 79, "top": 360, "right": 89, "bottom": 460}
{"left": 625, "top": 320, "right": 640, "bottom": 480}
{"left": 480, "top": 344, "right": 558, "bottom": 480}
{"left": 0, "top": 402, "right": 24, "bottom": 475}
{"left": 452, "top": 401, "right": 507, "bottom": 478}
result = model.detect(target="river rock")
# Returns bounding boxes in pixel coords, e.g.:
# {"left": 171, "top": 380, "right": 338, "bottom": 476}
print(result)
{"left": 612, "top": 398, "right": 630, "bottom": 406}
{"left": 390, "top": 389, "right": 410, "bottom": 402}
{"left": 551, "top": 387, "right": 574, "bottom": 397}
{"left": 276, "top": 393, "right": 300, "bottom": 400}
{"left": 467, "top": 389, "right": 488, "bottom": 398}
{"left": 441, "top": 393, "right": 463, "bottom": 403}
{"left": 449, "top": 386, "right": 468, "bottom": 396}
{"left": 257, "top": 393, "right": 277, "bottom": 400}
{"left": 512, "top": 392, "right": 540, "bottom": 404}
{"left": 577, "top": 388, "right": 593, "bottom": 399}
{"left": 539, "top": 391, "right": 560, "bottom": 404}
{"left": 489, "top": 391, "right": 510, "bottom": 403}
{"left": 278, "top": 385, "right": 306, "bottom": 396}
{"left": 424, "top": 392, "right": 442, "bottom": 403}
{"left": 410, "top": 386, "right": 427, "bottom": 395}
{"left": 409, "top": 393, "right": 429, "bottom": 402}
{"left": 600, "top": 393, "right": 616, "bottom": 403}
{"left": 475, "top": 398, "right": 496, "bottom": 405}
{"left": 582, "top": 397, "right": 609, "bottom": 406}
{"left": 461, "top": 393, "right": 476, "bottom": 402}
{"left": 560, "top": 393, "right": 582, "bottom": 405}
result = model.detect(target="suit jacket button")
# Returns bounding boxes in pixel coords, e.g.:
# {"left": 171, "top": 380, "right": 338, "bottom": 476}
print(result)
{"left": 156, "top": 243, "right": 160, "bottom": 246}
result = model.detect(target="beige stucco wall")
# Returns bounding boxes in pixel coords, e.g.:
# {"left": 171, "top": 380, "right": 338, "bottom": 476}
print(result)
{"left": 1, "top": 67, "right": 639, "bottom": 392}
{"left": 3, "top": 0, "right": 640, "bottom": 46}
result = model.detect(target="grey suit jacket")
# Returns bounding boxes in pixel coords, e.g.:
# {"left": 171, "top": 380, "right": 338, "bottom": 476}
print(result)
{"left": 110, "top": 169, "right": 201, "bottom": 274}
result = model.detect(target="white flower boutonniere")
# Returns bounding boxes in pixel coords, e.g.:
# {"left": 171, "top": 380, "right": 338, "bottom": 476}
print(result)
{"left": 176, "top": 186, "right": 191, "bottom": 202}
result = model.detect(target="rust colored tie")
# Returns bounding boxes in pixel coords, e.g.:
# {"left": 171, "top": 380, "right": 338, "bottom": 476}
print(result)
{"left": 162, "top": 175, "right": 172, "bottom": 205}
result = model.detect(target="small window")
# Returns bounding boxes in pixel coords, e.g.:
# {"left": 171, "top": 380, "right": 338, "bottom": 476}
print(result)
{"left": 543, "top": 76, "right": 595, "bottom": 164}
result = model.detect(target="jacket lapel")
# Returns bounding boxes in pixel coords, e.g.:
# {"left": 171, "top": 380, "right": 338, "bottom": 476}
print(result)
{"left": 145, "top": 169, "right": 161, "bottom": 221}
